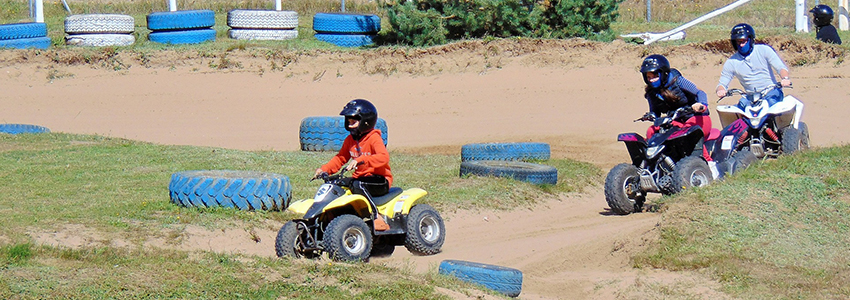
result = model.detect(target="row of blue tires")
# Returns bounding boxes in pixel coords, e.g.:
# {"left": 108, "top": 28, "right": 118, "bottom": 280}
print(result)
{"left": 0, "top": 22, "right": 50, "bottom": 49}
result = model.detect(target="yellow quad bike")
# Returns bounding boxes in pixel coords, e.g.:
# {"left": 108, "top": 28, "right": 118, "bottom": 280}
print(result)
{"left": 275, "top": 169, "right": 446, "bottom": 262}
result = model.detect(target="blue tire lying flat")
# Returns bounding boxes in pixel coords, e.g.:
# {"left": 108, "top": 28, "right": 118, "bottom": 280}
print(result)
{"left": 461, "top": 142, "right": 550, "bottom": 162}
{"left": 314, "top": 33, "right": 375, "bottom": 47}
{"left": 0, "top": 36, "right": 51, "bottom": 49}
{"left": 460, "top": 160, "right": 558, "bottom": 185}
{"left": 149, "top": 29, "right": 215, "bottom": 44}
{"left": 168, "top": 170, "right": 291, "bottom": 211}
{"left": 299, "top": 116, "right": 388, "bottom": 151}
{"left": 312, "top": 13, "right": 380, "bottom": 33}
{"left": 0, "top": 124, "right": 50, "bottom": 134}
{"left": 147, "top": 10, "right": 215, "bottom": 31}
{"left": 439, "top": 260, "right": 523, "bottom": 297}
{"left": 0, "top": 22, "right": 48, "bottom": 40}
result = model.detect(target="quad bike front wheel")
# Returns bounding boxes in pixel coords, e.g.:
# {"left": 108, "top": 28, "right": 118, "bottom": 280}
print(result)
{"left": 404, "top": 204, "right": 445, "bottom": 255}
{"left": 670, "top": 156, "right": 713, "bottom": 194}
{"left": 604, "top": 163, "right": 645, "bottom": 215}
{"left": 275, "top": 221, "right": 318, "bottom": 259}
{"left": 324, "top": 215, "right": 372, "bottom": 262}
{"left": 780, "top": 122, "right": 810, "bottom": 154}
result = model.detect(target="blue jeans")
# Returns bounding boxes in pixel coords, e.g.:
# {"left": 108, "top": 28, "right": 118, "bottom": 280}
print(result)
{"left": 738, "top": 88, "right": 783, "bottom": 109}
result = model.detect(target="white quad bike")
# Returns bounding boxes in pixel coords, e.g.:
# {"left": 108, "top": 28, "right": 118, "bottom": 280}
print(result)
{"left": 714, "top": 83, "right": 809, "bottom": 162}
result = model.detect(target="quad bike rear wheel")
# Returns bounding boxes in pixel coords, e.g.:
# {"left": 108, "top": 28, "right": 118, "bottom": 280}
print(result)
{"left": 670, "top": 156, "right": 712, "bottom": 194}
{"left": 404, "top": 204, "right": 445, "bottom": 255}
{"left": 604, "top": 163, "right": 645, "bottom": 215}
{"left": 324, "top": 215, "right": 372, "bottom": 262}
{"left": 275, "top": 221, "right": 318, "bottom": 259}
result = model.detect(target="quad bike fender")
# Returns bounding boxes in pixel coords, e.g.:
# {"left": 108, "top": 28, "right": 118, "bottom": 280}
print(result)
{"left": 618, "top": 133, "right": 647, "bottom": 166}
{"left": 320, "top": 194, "right": 372, "bottom": 218}
{"left": 711, "top": 119, "right": 748, "bottom": 163}
{"left": 287, "top": 198, "right": 314, "bottom": 215}
{"left": 376, "top": 188, "right": 427, "bottom": 218}
{"left": 771, "top": 95, "right": 804, "bottom": 129}
{"left": 667, "top": 125, "right": 704, "bottom": 140}
{"left": 716, "top": 105, "right": 745, "bottom": 129}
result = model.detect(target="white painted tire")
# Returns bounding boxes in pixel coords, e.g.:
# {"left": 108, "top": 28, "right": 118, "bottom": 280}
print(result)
{"left": 227, "top": 9, "right": 298, "bottom": 29}
{"left": 228, "top": 29, "right": 298, "bottom": 40}
{"left": 64, "top": 14, "right": 135, "bottom": 34}
{"left": 66, "top": 34, "right": 135, "bottom": 47}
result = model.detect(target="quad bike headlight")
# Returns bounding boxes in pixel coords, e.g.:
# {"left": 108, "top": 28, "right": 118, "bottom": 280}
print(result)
{"left": 645, "top": 145, "right": 665, "bottom": 159}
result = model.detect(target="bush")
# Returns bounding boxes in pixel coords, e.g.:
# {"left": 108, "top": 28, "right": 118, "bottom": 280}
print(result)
{"left": 382, "top": 0, "right": 621, "bottom": 46}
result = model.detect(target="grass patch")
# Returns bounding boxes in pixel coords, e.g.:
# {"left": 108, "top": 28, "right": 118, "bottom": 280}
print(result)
{"left": 0, "top": 132, "right": 596, "bottom": 298}
{"left": 634, "top": 145, "right": 850, "bottom": 299}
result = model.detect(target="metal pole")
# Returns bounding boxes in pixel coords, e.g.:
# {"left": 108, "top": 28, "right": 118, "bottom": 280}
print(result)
{"left": 168, "top": 0, "right": 177, "bottom": 12}
{"left": 796, "top": 0, "right": 809, "bottom": 32}
{"left": 341, "top": 0, "right": 346, "bottom": 12}
{"left": 34, "top": 0, "right": 44, "bottom": 23}
{"left": 644, "top": 0, "right": 753, "bottom": 44}
{"left": 275, "top": 0, "right": 282, "bottom": 11}
{"left": 646, "top": 0, "right": 651, "bottom": 22}
{"left": 840, "top": 0, "right": 849, "bottom": 30}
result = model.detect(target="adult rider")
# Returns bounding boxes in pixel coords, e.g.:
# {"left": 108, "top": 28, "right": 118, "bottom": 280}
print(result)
{"left": 715, "top": 23, "right": 792, "bottom": 109}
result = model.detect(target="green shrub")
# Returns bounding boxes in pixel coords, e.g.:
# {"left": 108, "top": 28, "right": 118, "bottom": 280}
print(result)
{"left": 382, "top": 0, "right": 621, "bottom": 46}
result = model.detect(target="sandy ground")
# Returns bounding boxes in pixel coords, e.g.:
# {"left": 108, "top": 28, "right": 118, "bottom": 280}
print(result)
{"left": 6, "top": 37, "right": 850, "bottom": 299}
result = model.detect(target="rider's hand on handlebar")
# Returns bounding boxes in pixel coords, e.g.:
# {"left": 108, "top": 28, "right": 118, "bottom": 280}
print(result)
{"left": 639, "top": 112, "right": 656, "bottom": 121}
{"left": 780, "top": 77, "right": 792, "bottom": 88}
{"left": 715, "top": 86, "right": 727, "bottom": 98}
{"left": 313, "top": 168, "right": 327, "bottom": 180}
{"left": 343, "top": 160, "right": 358, "bottom": 172}
{"left": 691, "top": 103, "right": 706, "bottom": 113}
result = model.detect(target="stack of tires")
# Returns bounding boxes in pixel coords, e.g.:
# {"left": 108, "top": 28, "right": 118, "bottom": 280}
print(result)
{"left": 64, "top": 14, "right": 135, "bottom": 47}
{"left": 459, "top": 142, "right": 558, "bottom": 185}
{"left": 147, "top": 10, "right": 215, "bottom": 45}
{"left": 227, "top": 9, "right": 299, "bottom": 41}
{"left": 312, "top": 13, "right": 379, "bottom": 47}
{"left": 0, "top": 22, "right": 50, "bottom": 49}
{"left": 299, "top": 116, "right": 388, "bottom": 151}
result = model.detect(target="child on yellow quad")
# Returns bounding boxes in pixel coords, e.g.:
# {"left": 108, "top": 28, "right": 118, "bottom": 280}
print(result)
{"left": 275, "top": 99, "right": 445, "bottom": 262}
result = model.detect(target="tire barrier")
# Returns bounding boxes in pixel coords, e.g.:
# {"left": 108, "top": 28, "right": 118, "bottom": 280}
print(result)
{"left": 0, "top": 22, "right": 49, "bottom": 49}
{"left": 439, "top": 260, "right": 523, "bottom": 297}
{"left": 227, "top": 9, "right": 299, "bottom": 41}
{"left": 299, "top": 116, "right": 388, "bottom": 151}
{"left": 312, "top": 13, "right": 379, "bottom": 47}
{"left": 0, "top": 124, "right": 51, "bottom": 134}
{"left": 460, "top": 160, "right": 558, "bottom": 185}
{"left": 168, "top": 170, "right": 291, "bottom": 211}
{"left": 461, "top": 142, "right": 551, "bottom": 162}
{"left": 147, "top": 10, "right": 215, "bottom": 45}
{"left": 65, "top": 14, "right": 135, "bottom": 47}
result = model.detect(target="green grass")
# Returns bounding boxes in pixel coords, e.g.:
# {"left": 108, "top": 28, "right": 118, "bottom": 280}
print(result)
{"left": 634, "top": 145, "right": 850, "bottom": 299}
{"left": 0, "top": 132, "right": 597, "bottom": 298}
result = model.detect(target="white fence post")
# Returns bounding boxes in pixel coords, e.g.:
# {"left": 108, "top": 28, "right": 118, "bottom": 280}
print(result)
{"left": 168, "top": 0, "right": 177, "bottom": 12}
{"left": 840, "top": 0, "right": 849, "bottom": 30}
{"left": 796, "top": 0, "right": 810, "bottom": 32}
{"left": 30, "top": 0, "right": 44, "bottom": 23}
{"left": 275, "top": 0, "right": 282, "bottom": 11}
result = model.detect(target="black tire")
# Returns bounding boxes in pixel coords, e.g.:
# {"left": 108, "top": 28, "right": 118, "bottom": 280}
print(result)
{"left": 0, "top": 22, "right": 47, "bottom": 40}
{"left": 314, "top": 33, "right": 376, "bottom": 47}
{"left": 228, "top": 29, "right": 297, "bottom": 41}
{"left": 168, "top": 170, "right": 291, "bottom": 211}
{"left": 275, "top": 221, "right": 318, "bottom": 259}
{"left": 323, "top": 215, "right": 372, "bottom": 262}
{"left": 0, "top": 36, "right": 51, "bottom": 49}
{"left": 370, "top": 243, "right": 395, "bottom": 258}
{"left": 438, "top": 260, "right": 523, "bottom": 297}
{"left": 149, "top": 29, "right": 216, "bottom": 45}
{"left": 781, "top": 122, "right": 809, "bottom": 154}
{"left": 312, "top": 13, "right": 380, "bottom": 33}
{"left": 459, "top": 161, "right": 558, "bottom": 185}
{"left": 604, "top": 163, "right": 643, "bottom": 215}
{"left": 669, "top": 156, "right": 712, "bottom": 194}
{"left": 729, "top": 149, "right": 757, "bottom": 175}
{"left": 403, "top": 204, "right": 445, "bottom": 255}
{"left": 299, "top": 116, "right": 388, "bottom": 151}
{"left": 0, "top": 124, "right": 50, "bottom": 134}
{"left": 66, "top": 34, "right": 135, "bottom": 47}
{"left": 64, "top": 14, "right": 135, "bottom": 34}
{"left": 227, "top": 9, "right": 299, "bottom": 29}
{"left": 461, "top": 142, "right": 550, "bottom": 162}
{"left": 147, "top": 10, "right": 215, "bottom": 31}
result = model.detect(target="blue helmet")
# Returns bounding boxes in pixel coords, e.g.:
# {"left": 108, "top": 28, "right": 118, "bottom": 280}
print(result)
{"left": 730, "top": 23, "right": 755, "bottom": 56}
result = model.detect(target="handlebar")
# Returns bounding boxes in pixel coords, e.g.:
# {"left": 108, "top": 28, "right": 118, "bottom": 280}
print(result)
{"left": 717, "top": 82, "right": 790, "bottom": 103}
{"left": 635, "top": 106, "right": 694, "bottom": 125}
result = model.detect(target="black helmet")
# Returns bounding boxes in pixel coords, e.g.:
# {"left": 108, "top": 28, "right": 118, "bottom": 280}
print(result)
{"left": 730, "top": 23, "right": 756, "bottom": 56}
{"left": 339, "top": 99, "right": 378, "bottom": 139}
{"left": 640, "top": 54, "right": 671, "bottom": 87}
{"left": 810, "top": 4, "right": 834, "bottom": 27}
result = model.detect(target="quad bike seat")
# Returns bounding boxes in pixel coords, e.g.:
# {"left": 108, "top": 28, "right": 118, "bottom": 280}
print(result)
{"left": 372, "top": 187, "right": 404, "bottom": 206}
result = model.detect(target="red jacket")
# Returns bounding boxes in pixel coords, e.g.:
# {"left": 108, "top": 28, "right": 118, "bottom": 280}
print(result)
{"left": 320, "top": 129, "right": 392, "bottom": 186}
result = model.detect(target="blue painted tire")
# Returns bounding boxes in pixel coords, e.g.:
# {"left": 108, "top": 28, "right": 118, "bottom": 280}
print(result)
{"left": 149, "top": 29, "right": 215, "bottom": 45}
{"left": 314, "top": 33, "right": 375, "bottom": 47}
{"left": 0, "top": 37, "right": 51, "bottom": 49}
{"left": 459, "top": 161, "right": 558, "bottom": 185}
{"left": 299, "top": 116, "right": 388, "bottom": 151}
{"left": 0, "top": 22, "right": 47, "bottom": 40}
{"left": 0, "top": 124, "right": 50, "bottom": 134}
{"left": 439, "top": 260, "right": 523, "bottom": 297}
{"left": 461, "top": 142, "right": 550, "bottom": 162}
{"left": 168, "top": 170, "right": 291, "bottom": 211}
{"left": 147, "top": 10, "right": 215, "bottom": 31}
{"left": 312, "top": 13, "right": 380, "bottom": 33}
